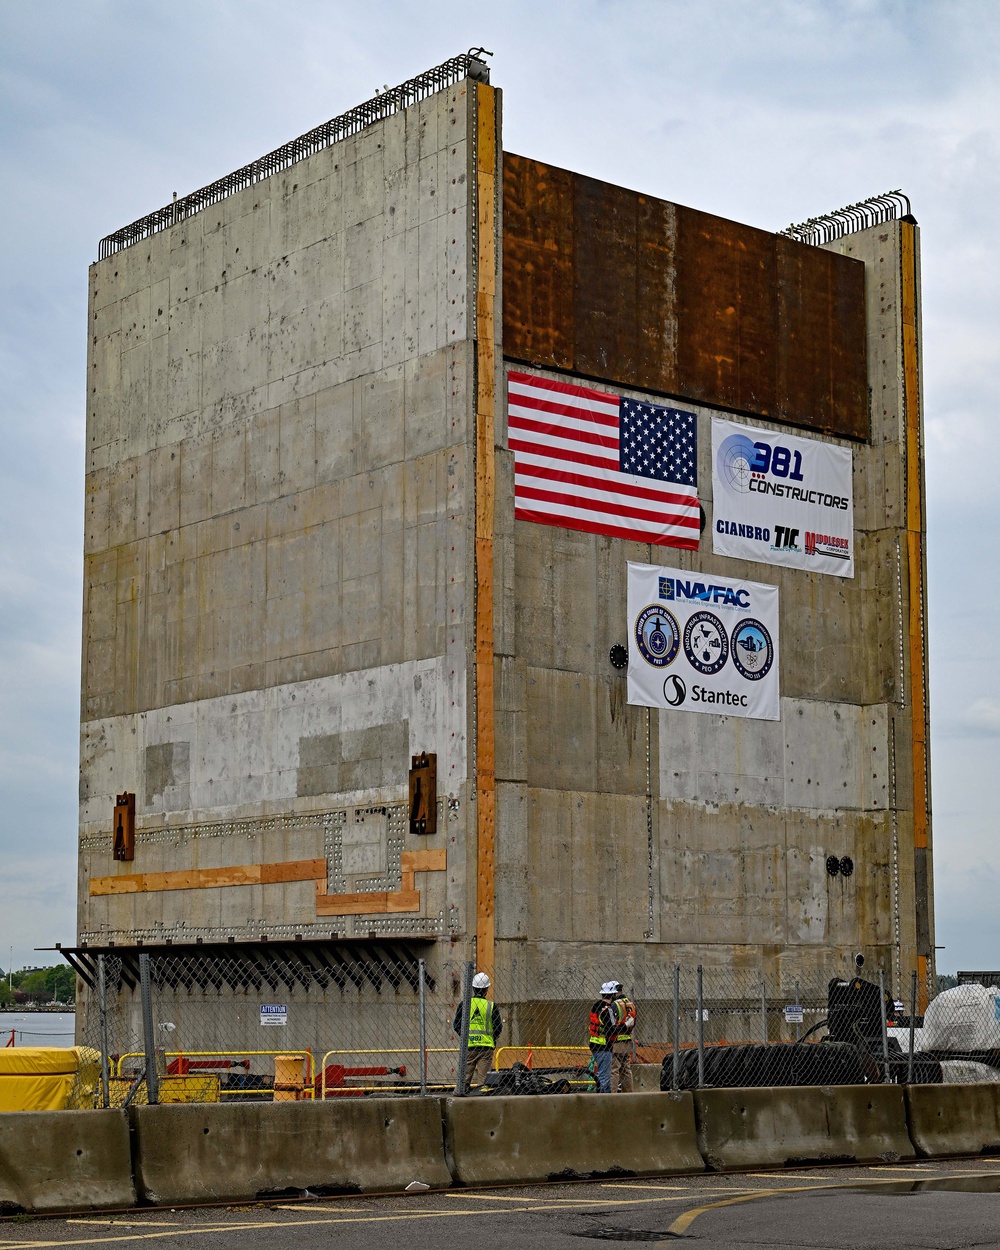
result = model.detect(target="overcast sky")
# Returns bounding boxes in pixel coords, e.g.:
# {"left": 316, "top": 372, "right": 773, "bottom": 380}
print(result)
{"left": 1, "top": 0, "right": 997, "bottom": 976}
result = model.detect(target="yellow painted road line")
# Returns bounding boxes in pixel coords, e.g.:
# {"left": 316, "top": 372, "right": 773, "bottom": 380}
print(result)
{"left": 272, "top": 1205, "right": 369, "bottom": 1213}
{"left": 443, "top": 1193, "right": 545, "bottom": 1201}
{"left": 664, "top": 1181, "right": 840, "bottom": 1238}
{"left": 601, "top": 1182, "right": 760, "bottom": 1194}
{"left": 598, "top": 1183, "right": 691, "bottom": 1191}
{"left": 0, "top": 1193, "right": 764, "bottom": 1250}
{"left": 867, "top": 1163, "right": 935, "bottom": 1169}
{"left": 66, "top": 1221, "right": 183, "bottom": 1227}
{"left": 661, "top": 1172, "right": 1000, "bottom": 1241}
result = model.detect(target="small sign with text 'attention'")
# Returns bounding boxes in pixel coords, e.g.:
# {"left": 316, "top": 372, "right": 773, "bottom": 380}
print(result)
{"left": 260, "top": 1004, "right": 288, "bottom": 1027}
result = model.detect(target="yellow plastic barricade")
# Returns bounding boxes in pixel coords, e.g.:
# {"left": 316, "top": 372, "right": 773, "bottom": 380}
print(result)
{"left": 0, "top": 1047, "right": 86, "bottom": 1112}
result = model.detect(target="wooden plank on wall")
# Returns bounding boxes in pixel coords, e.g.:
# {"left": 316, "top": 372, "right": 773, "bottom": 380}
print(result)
{"left": 475, "top": 79, "right": 498, "bottom": 980}
{"left": 89, "top": 858, "right": 327, "bottom": 897}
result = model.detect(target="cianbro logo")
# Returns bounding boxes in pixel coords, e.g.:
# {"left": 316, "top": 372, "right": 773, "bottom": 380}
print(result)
{"left": 658, "top": 576, "right": 749, "bottom": 610}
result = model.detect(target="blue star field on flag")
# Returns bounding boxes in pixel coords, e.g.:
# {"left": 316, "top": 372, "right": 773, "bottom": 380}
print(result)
{"left": 619, "top": 399, "right": 698, "bottom": 487}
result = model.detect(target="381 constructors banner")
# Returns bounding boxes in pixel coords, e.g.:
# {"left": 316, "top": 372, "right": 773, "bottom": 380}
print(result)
{"left": 627, "top": 561, "right": 780, "bottom": 721}
{"left": 712, "top": 417, "right": 854, "bottom": 577}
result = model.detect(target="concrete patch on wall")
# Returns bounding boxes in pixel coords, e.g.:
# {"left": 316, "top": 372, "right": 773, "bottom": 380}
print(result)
{"left": 297, "top": 721, "right": 408, "bottom": 798}
{"left": 658, "top": 698, "right": 889, "bottom": 812}
{"left": 80, "top": 655, "right": 465, "bottom": 832}
{"left": 145, "top": 741, "right": 191, "bottom": 811}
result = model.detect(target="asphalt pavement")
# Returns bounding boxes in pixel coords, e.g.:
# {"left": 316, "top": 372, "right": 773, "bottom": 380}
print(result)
{"left": 4, "top": 1159, "right": 1000, "bottom": 1248}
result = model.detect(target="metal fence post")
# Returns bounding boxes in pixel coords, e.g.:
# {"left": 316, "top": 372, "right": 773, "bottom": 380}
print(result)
{"left": 139, "top": 953, "right": 159, "bottom": 1106}
{"left": 97, "top": 955, "right": 110, "bottom": 1109}
{"left": 760, "top": 978, "right": 767, "bottom": 1045}
{"left": 907, "top": 969, "right": 917, "bottom": 1085}
{"left": 696, "top": 965, "right": 705, "bottom": 1089}
{"left": 672, "top": 965, "right": 680, "bottom": 1091}
{"left": 454, "top": 960, "right": 474, "bottom": 1096}
{"left": 418, "top": 958, "right": 428, "bottom": 1097}
{"left": 878, "top": 968, "right": 890, "bottom": 1083}
{"left": 794, "top": 978, "right": 801, "bottom": 1042}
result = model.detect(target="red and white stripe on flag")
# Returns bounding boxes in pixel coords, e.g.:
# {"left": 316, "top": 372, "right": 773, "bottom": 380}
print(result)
{"left": 507, "top": 370, "right": 701, "bottom": 549}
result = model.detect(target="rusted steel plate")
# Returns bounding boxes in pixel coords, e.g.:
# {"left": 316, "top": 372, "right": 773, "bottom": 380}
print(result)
{"left": 573, "top": 174, "right": 639, "bottom": 383}
{"left": 776, "top": 237, "right": 869, "bottom": 440}
{"left": 502, "top": 154, "right": 868, "bottom": 440}
{"left": 502, "top": 153, "right": 574, "bottom": 371}
{"left": 674, "top": 205, "right": 778, "bottom": 417}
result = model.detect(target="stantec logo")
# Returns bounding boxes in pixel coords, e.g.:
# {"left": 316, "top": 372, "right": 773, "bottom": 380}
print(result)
{"left": 659, "top": 576, "right": 749, "bottom": 610}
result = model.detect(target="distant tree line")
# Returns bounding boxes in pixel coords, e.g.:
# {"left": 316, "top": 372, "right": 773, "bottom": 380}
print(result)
{"left": 0, "top": 965, "right": 76, "bottom": 1007}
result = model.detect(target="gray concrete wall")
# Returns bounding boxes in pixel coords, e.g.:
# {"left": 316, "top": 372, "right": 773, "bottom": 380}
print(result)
{"left": 494, "top": 220, "right": 929, "bottom": 999}
{"left": 80, "top": 81, "right": 482, "bottom": 957}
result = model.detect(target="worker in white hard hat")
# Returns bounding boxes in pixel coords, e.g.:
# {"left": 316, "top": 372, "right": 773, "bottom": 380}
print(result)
{"left": 609, "top": 980, "right": 637, "bottom": 1093}
{"left": 453, "top": 971, "right": 503, "bottom": 1094}
{"left": 588, "top": 982, "right": 620, "bottom": 1093}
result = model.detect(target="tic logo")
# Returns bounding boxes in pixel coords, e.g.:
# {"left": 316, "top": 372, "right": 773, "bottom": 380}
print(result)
{"left": 634, "top": 605, "right": 680, "bottom": 668}
{"left": 731, "top": 619, "right": 773, "bottom": 681}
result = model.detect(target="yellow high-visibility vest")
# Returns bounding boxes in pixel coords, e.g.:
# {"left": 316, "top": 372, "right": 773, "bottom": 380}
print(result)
{"left": 467, "top": 996, "right": 495, "bottom": 1048}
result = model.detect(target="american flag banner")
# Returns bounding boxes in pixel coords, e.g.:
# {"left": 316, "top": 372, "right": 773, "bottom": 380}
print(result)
{"left": 507, "top": 370, "right": 700, "bottom": 549}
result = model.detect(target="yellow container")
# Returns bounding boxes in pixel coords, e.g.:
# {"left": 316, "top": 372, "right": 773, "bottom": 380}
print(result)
{"left": 273, "top": 1054, "right": 308, "bottom": 1101}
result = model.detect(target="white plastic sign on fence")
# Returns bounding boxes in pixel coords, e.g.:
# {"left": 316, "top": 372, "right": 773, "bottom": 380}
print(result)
{"left": 260, "top": 1004, "right": 288, "bottom": 1026}
{"left": 784, "top": 1005, "right": 804, "bottom": 1024}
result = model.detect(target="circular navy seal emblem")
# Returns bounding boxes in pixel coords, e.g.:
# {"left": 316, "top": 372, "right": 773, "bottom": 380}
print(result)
{"left": 634, "top": 605, "right": 680, "bottom": 668}
{"left": 731, "top": 618, "right": 773, "bottom": 681}
{"left": 683, "top": 611, "right": 729, "bottom": 676}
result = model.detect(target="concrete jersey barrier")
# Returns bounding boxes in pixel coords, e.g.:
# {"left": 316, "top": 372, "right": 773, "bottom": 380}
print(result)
{"left": 130, "top": 1098, "right": 451, "bottom": 1204}
{"left": 444, "top": 1091, "right": 703, "bottom": 1185}
{"left": 906, "top": 1082, "right": 1000, "bottom": 1157}
{"left": 631, "top": 1064, "right": 662, "bottom": 1092}
{"left": 0, "top": 1109, "right": 135, "bottom": 1214}
{"left": 694, "top": 1084, "right": 914, "bottom": 1170}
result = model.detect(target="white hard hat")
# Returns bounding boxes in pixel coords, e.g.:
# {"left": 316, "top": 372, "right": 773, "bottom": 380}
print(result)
{"left": 472, "top": 972, "right": 491, "bottom": 990}
{"left": 600, "top": 981, "right": 617, "bottom": 995}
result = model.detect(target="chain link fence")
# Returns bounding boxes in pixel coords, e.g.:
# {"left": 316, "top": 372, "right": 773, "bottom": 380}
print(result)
{"left": 68, "top": 948, "right": 1000, "bottom": 1107}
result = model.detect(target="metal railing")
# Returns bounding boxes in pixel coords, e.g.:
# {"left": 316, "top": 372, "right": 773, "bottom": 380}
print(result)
{"left": 97, "top": 50, "right": 491, "bottom": 260}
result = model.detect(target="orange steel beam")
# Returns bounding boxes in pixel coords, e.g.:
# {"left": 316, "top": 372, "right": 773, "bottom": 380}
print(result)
{"left": 474, "top": 80, "right": 498, "bottom": 980}
{"left": 901, "top": 218, "right": 931, "bottom": 1010}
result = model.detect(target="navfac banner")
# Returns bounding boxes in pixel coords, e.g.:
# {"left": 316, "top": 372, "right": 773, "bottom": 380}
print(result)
{"left": 627, "top": 561, "right": 780, "bottom": 721}
{"left": 712, "top": 417, "right": 854, "bottom": 578}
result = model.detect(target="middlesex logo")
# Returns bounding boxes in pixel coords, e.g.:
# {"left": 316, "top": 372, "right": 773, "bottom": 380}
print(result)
{"left": 804, "top": 531, "right": 850, "bottom": 560}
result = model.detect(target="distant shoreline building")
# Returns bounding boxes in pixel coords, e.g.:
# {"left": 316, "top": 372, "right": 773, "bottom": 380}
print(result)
{"left": 70, "top": 52, "right": 934, "bottom": 1047}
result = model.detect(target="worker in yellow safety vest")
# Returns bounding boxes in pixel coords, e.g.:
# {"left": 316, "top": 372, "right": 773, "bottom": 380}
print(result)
{"left": 589, "top": 982, "right": 620, "bottom": 1093}
{"left": 610, "top": 980, "right": 637, "bottom": 1093}
{"left": 453, "top": 971, "right": 503, "bottom": 1093}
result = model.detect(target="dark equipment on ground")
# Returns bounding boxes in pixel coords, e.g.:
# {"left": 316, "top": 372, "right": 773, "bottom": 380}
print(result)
{"left": 482, "top": 1061, "right": 580, "bottom": 1095}
{"left": 659, "top": 976, "right": 944, "bottom": 1090}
